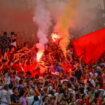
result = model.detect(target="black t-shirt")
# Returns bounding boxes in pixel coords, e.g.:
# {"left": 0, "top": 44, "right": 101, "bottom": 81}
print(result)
{"left": 79, "top": 87, "right": 84, "bottom": 93}
{"left": 1, "top": 36, "right": 10, "bottom": 48}
{"left": 11, "top": 94, "right": 20, "bottom": 103}
{"left": 75, "top": 69, "right": 82, "bottom": 79}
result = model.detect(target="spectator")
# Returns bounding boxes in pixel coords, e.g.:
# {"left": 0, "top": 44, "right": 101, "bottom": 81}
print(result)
{"left": 19, "top": 90, "right": 27, "bottom": 105}
{"left": 1, "top": 32, "right": 10, "bottom": 55}
{"left": 31, "top": 96, "right": 40, "bottom": 105}
{"left": 11, "top": 87, "right": 20, "bottom": 104}
{"left": 0, "top": 85, "right": 11, "bottom": 105}
{"left": 10, "top": 32, "right": 17, "bottom": 48}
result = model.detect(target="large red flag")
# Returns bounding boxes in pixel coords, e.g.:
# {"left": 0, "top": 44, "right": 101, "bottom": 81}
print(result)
{"left": 73, "top": 28, "right": 105, "bottom": 64}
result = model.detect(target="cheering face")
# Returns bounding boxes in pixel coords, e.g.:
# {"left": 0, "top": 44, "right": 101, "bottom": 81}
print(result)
{"left": 23, "top": 82, "right": 27, "bottom": 87}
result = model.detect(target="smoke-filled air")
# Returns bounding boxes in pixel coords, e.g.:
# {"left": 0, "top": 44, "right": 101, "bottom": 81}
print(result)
{"left": 0, "top": 0, "right": 104, "bottom": 57}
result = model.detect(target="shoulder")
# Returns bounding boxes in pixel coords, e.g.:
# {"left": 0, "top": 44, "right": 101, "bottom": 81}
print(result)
{"left": 33, "top": 101, "right": 39, "bottom": 105}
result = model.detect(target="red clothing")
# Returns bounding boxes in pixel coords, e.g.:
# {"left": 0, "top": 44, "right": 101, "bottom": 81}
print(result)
{"left": 11, "top": 64, "right": 21, "bottom": 71}
{"left": 81, "top": 99, "right": 89, "bottom": 105}
{"left": 97, "top": 98, "right": 102, "bottom": 105}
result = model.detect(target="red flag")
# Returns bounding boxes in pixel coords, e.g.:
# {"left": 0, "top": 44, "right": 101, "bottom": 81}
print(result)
{"left": 73, "top": 28, "right": 105, "bottom": 64}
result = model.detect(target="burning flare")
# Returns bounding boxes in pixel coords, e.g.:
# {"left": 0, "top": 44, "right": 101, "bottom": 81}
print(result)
{"left": 37, "top": 51, "right": 43, "bottom": 62}
{"left": 51, "top": 33, "right": 60, "bottom": 42}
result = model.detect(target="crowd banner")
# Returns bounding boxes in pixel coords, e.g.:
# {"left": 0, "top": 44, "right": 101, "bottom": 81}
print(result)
{"left": 73, "top": 28, "right": 105, "bottom": 64}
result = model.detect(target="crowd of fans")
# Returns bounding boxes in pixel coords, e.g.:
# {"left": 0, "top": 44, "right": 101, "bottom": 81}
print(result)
{"left": 0, "top": 32, "right": 105, "bottom": 105}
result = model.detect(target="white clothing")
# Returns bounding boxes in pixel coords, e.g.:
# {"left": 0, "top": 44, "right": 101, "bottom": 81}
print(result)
{"left": 5, "top": 77, "right": 11, "bottom": 85}
{"left": 26, "top": 96, "right": 34, "bottom": 105}
{"left": 0, "top": 89, "right": 11, "bottom": 105}
{"left": 11, "top": 41, "right": 16, "bottom": 47}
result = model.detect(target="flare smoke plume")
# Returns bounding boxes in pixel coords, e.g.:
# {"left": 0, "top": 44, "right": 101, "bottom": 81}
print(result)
{"left": 53, "top": 0, "right": 82, "bottom": 56}
{"left": 33, "top": 0, "right": 51, "bottom": 59}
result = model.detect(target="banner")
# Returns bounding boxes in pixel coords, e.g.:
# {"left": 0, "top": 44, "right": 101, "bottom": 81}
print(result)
{"left": 73, "top": 28, "right": 105, "bottom": 64}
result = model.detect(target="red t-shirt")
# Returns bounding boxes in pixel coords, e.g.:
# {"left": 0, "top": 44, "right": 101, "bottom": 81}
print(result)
{"left": 81, "top": 99, "right": 89, "bottom": 105}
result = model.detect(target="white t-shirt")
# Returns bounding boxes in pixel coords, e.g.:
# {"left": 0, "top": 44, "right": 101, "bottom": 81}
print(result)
{"left": 15, "top": 76, "right": 21, "bottom": 81}
{"left": 26, "top": 96, "right": 34, "bottom": 105}
{"left": 0, "top": 89, "right": 11, "bottom": 105}
{"left": 11, "top": 41, "right": 16, "bottom": 47}
{"left": 5, "top": 77, "right": 11, "bottom": 85}
{"left": 8, "top": 89, "right": 13, "bottom": 95}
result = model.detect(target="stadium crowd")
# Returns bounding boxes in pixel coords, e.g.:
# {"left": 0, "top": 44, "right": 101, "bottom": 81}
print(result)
{"left": 0, "top": 32, "right": 105, "bottom": 105}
